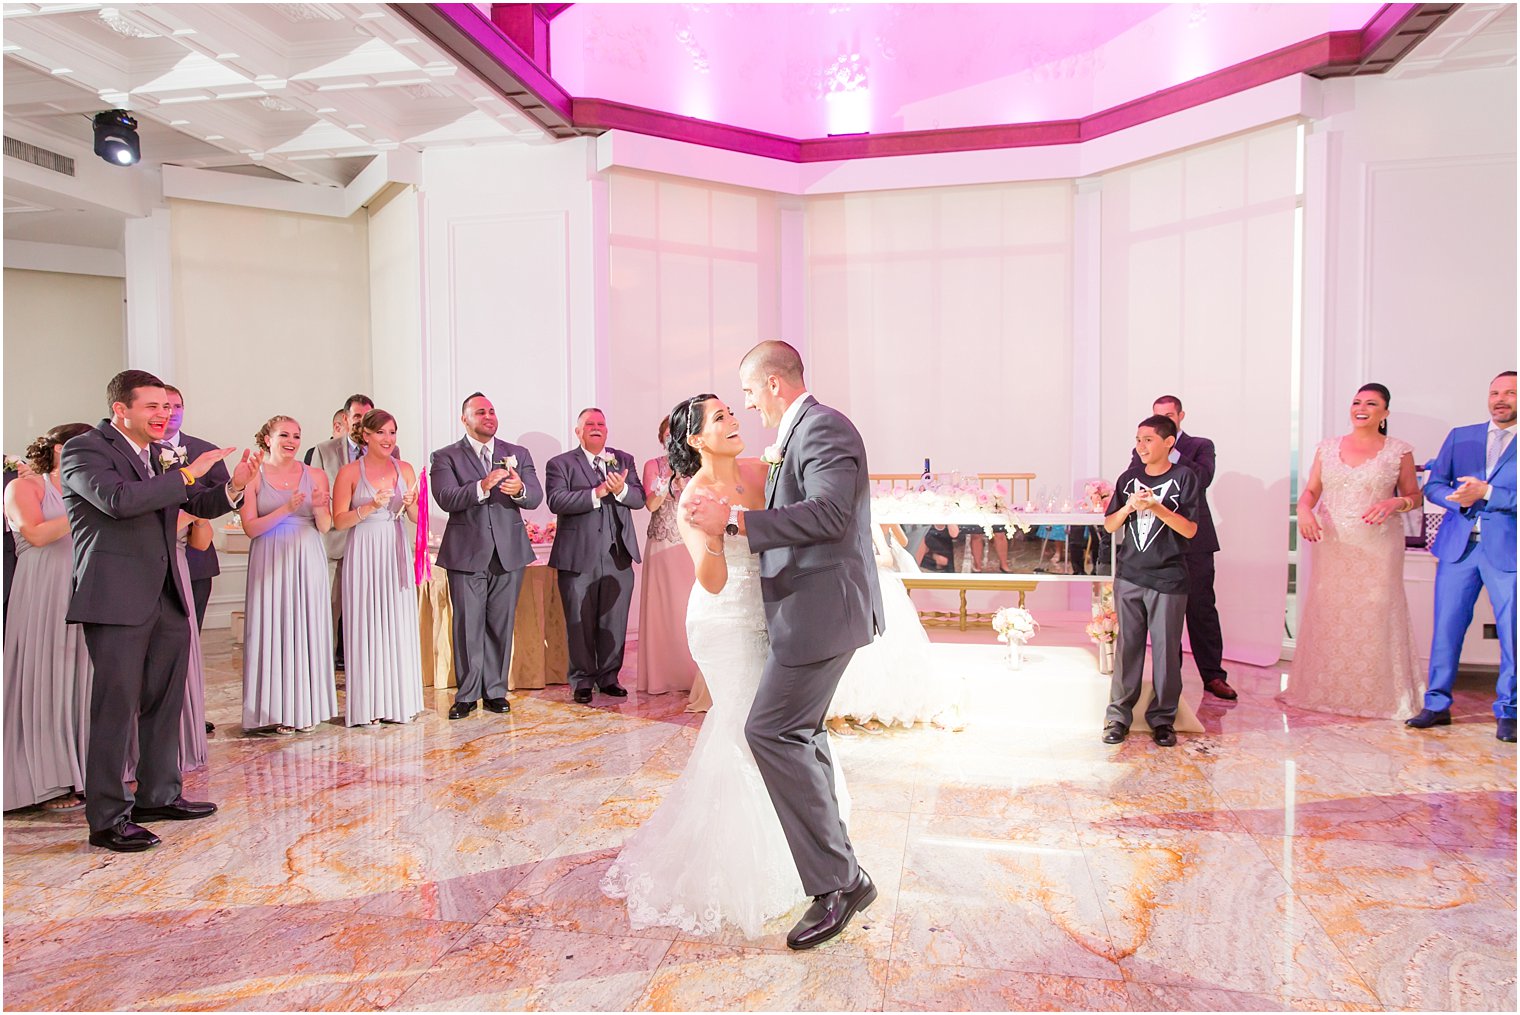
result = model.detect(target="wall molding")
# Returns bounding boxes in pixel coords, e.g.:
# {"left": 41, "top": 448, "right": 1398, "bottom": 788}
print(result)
{"left": 2, "top": 240, "right": 125, "bottom": 277}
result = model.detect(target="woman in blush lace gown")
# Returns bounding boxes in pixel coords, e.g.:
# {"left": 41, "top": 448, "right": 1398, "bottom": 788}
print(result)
{"left": 603, "top": 394, "right": 847, "bottom": 938}
{"left": 1284, "top": 383, "right": 1424, "bottom": 719}
{"left": 634, "top": 415, "right": 704, "bottom": 701}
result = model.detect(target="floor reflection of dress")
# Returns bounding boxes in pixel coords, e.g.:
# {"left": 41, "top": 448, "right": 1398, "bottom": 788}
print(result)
{"left": 603, "top": 531, "right": 848, "bottom": 937}
{"left": 828, "top": 524, "right": 964, "bottom": 731}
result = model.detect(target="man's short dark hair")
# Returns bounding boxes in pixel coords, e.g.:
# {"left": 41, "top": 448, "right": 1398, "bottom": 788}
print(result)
{"left": 1139, "top": 414, "right": 1178, "bottom": 441}
{"left": 1153, "top": 395, "right": 1183, "bottom": 412}
{"left": 107, "top": 369, "right": 165, "bottom": 410}
{"left": 344, "top": 393, "right": 375, "bottom": 413}
{"left": 1497, "top": 371, "right": 1517, "bottom": 380}
{"left": 461, "top": 391, "right": 487, "bottom": 414}
{"left": 162, "top": 384, "right": 183, "bottom": 400}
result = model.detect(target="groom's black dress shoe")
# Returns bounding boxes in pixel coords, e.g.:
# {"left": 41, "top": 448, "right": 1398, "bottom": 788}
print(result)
{"left": 1498, "top": 717, "right": 1516, "bottom": 743}
{"left": 131, "top": 796, "right": 218, "bottom": 822}
{"left": 787, "top": 868, "right": 877, "bottom": 951}
{"left": 1151, "top": 724, "right": 1177, "bottom": 747}
{"left": 1405, "top": 708, "right": 1452, "bottom": 729}
{"left": 483, "top": 697, "right": 511, "bottom": 714}
{"left": 600, "top": 684, "right": 628, "bottom": 698}
{"left": 1102, "top": 722, "right": 1128, "bottom": 744}
{"left": 88, "top": 820, "right": 160, "bottom": 852}
{"left": 448, "top": 700, "right": 477, "bottom": 720}
{"left": 573, "top": 688, "right": 593, "bottom": 704}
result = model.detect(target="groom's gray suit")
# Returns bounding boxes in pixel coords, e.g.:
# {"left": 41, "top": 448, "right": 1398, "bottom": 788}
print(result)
{"left": 744, "top": 395, "right": 884, "bottom": 897}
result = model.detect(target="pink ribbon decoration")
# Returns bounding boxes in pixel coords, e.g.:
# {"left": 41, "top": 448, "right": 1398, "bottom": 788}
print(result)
{"left": 414, "top": 469, "right": 431, "bottom": 586}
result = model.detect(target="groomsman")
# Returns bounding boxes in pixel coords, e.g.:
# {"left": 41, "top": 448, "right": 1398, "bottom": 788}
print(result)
{"left": 309, "top": 394, "right": 387, "bottom": 668}
{"left": 1408, "top": 371, "right": 1517, "bottom": 743}
{"left": 304, "top": 408, "right": 350, "bottom": 465}
{"left": 62, "top": 369, "right": 253, "bottom": 851}
{"left": 545, "top": 409, "right": 645, "bottom": 705}
{"left": 1132, "top": 395, "right": 1235, "bottom": 700}
{"left": 429, "top": 392, "right": 542, "bottom": 719}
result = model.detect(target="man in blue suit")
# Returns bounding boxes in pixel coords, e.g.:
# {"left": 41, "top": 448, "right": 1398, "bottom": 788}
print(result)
{"left": 1407, "top": 371, "right": 1516, "bottom": 743}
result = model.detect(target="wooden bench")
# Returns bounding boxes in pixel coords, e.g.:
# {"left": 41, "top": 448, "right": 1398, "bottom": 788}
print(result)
{"left": 900, "top": 572, "right": 1110, "bottom": 630}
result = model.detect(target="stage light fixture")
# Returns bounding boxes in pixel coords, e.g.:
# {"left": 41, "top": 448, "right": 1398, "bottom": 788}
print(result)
{"left": 92, "top": 109, "right": 140, "bottom": 166}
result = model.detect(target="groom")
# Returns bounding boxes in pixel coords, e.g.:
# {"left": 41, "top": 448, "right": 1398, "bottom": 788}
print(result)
{"left": 690, "top": 340, "right": 884, "bottom": 950}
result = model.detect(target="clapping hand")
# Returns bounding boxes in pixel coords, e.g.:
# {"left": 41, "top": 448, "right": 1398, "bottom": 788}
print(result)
{"left": 188, "top": 446, "right": 238, "bottom": 479}
{"left": 287, "top": 489, "right": 307, "bottom": 513}
{"left": 683, "top": 490, "right": 728, "bottom": 538}
{"left": 1127, "top": 486, "right": 1155, "bottom": 512}
{"left": 1447, "top": 476, "right": 1488, "bottom": 509}
{"left": 604, "top": 467, "right": 628, "bottom": 497}
{"left": 500, "top": 467, "right": 525, "bottom": 498}
{"left": 231, "top": 449, "right": 260, "bottom": 494}
{"left": 371, "top": 478, "right": 396, "bottom": 506}
{"left": 483, "top": 467, "right": 511, "bottom": 493}
{"left": 310, "top": 484, "right": 330, "bottom": 510}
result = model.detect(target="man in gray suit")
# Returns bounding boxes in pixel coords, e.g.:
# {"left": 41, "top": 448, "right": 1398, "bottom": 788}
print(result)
{"left": 61, "top": 369, "right": 254, "bottom": 852}
{"left": 309, "top": 393, "right": 381, "bottom": 669}
{"left": 688, "top": 340, "right": 884, "bottom": 950}
{"left": 545, "top": 409, "right": 645, "bottom": 705}
{"left": 430, "top": 392, "right": 543, "bottom": 719}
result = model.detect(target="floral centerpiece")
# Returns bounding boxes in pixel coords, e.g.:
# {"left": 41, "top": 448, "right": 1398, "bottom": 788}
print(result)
{"left": 525, "top": 520, "right": 557, "bottom": 545}
{"left": 870, "top": 476, "right": 1024, "bottom": 528}
{"left": 1082, "top": 479, "right": 1114, "bottom": 513}
{"left": 992, "top": 606, "right": 1037, "bottom": 668}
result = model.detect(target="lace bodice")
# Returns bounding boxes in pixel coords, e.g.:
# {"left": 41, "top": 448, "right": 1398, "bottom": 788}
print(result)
{"left": 646, "top": 460, "right": 684, "bottom": 548}
{"left": 1312, "top": 436, "right": 1412, "bottom": 548}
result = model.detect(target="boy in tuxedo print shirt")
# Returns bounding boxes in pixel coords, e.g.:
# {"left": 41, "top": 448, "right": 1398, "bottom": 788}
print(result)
{"left": 1102, "top": 414, "right": 1200, "bottom": 748}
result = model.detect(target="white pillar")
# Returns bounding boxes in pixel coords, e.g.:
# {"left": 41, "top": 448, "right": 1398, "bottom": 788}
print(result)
{"left": 1070, "top": 178, "right": 1103, "bottom": 611}
{"left": 123, "top": 208, "right": 174, "bottom": 376}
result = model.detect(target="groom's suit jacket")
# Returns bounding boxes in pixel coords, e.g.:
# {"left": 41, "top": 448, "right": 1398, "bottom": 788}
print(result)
{"left": 430, "top": 436, "right": 543, "bottom": 573}
{"left": 745, "top": 396, "right": 884, "bottom": 667}
{"left": 60, "top": 420, "right": 236, "bottom": 626}
{"left": 1425, "top": 422, "right": 1516, "bottom": 571}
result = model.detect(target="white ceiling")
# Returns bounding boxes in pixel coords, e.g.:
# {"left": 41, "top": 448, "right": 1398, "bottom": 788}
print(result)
{"left": 2, "top": 2, "right": 553, "bottom": 249}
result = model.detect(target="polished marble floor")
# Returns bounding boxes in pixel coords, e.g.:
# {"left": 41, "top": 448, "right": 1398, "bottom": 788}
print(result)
{"left": 3, "top": 617, "right": 1515, "bottom": 1011}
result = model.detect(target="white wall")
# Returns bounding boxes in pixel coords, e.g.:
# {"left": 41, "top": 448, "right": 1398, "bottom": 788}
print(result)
{"left": 169, "top": 199, "right": 372, "bottom": 454}
{"left": 368, "top": 184, "right": 424, "bottom": 466}
{"left": 1100, "top": 123, "right": 1300, "bottom": 665}
{"left": 3, "top": 268, "right": 126, "bottom": 450}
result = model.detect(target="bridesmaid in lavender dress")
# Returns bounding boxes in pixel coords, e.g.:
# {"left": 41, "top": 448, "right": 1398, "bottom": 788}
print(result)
{"left": 1285, "top": 383, "right": 1425, "bottom": 719}
{"left": 333, "top": 409, "right": 423, "bottom": 726}
{"left": 636, "top": 415, "right": 705, "bottom": 705}
{"left": 2, "top": 423, "right": 94, "bottom": 812}
{"left": 174, "top": 514, "right": 212, "bottom": 770}
{"left": 240, "top": 416, "right": 337, "bottom": 735}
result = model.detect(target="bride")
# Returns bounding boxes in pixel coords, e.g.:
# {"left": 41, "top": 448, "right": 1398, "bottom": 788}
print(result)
{"left": 602, "top": 393, "right": 848, "bottom": 937}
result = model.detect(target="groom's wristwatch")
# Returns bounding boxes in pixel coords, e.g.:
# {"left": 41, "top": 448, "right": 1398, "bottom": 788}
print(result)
{"left": 725, "top": 505, "right": 742, "bottom": 537}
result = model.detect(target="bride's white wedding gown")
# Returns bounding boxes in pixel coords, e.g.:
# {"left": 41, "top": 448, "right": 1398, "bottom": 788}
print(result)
{"left": 601, "top": 532, "right": 850, "bottom": 937}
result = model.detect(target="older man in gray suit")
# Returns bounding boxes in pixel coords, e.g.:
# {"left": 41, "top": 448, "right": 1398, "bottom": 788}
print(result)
{"left": 688, "top": 340, "right": 884, "bottom": 951}
{"left": 62, "top": 369, "right": 254, "bottom": 852}
{"left": 430, "top": 392, "right": 543, "bottom": 719}
{"left": 545, "top": 408, "right": 645, "bottom": 705}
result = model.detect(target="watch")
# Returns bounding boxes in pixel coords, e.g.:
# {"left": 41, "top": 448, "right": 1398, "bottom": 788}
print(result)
{"left": 724, "top": 505, "right": 741, "bottom": 537}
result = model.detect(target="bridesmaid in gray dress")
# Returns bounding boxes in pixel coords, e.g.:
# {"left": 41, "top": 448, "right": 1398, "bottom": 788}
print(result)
{"left": 2, "top": 423, "right": 93, "bottom": 812}
{"left": 175, "top": 515, "right": 212, "bottom": 769}
{"left": 333, "top": 409, "right": 423, "bottom": 726}
{"left": 240, "top": 415, "right": 336, "bottom": 735}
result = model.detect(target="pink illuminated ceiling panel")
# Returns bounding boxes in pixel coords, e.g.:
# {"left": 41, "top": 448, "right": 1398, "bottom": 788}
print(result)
{"left": 549, "top": 3, "right": 1385, "bottom": 139}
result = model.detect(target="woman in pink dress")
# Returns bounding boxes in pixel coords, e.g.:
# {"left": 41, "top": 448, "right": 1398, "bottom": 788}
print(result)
{"left": 1284, "top": 383, "right": 1424, "bottom": 719}
{"left": 635, "top": 415, "right": 706, "bottom": 706}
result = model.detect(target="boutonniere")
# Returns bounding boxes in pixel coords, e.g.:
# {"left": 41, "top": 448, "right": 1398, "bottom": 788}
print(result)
{"left": 762, "top": 445, "right": 784, "bottom": 472}
{"left": 495, "top": 454, "right": 518, "bottom": 471}
{"left": 599, "top": 450, "right": 617, "bottom": 469}
{"left": 2, "top": 454, "right": 22, "bottom": 474}
{"left": 158, "top": 447, "right": 188, "bottom": 471}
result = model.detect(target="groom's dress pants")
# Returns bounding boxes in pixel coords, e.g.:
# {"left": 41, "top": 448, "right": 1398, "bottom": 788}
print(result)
{"left": 1424, "top": 538, "right": 1517, "bottom": 719}
{"left": 83, "top": 581, "right": 192, "bottom": 833}
{"left": 746, "top": 648, "right": 859, "bottom": 898}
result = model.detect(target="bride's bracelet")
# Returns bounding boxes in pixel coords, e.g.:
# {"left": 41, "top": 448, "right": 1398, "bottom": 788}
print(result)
{"left": 704, "top": 538, "right": 724, "bottom": 557}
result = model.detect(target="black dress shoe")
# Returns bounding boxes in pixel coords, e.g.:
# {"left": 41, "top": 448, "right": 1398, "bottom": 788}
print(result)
{"left": 599, "top": 684, "right": 628, "bottom": 697}
{"left": 1203, "top": 678, "right": 1238, "bottom": 701}
{"left": 131, "top": 796, "right": 218, "bottom": 822}
{"left": 573, "top": 688, "right": 593, "bottom": 704}
{"left": 205, "top": 720, "right": 216, "bottom": 734}
{"left": 1498, "top": 717, "right": 1517, "bottom": 743}
{"left": 88, "top": 820, "right": 160, "bottom": 852}
{"left": 448, "top": 700, "right": 478, "bottom": 720}
{"left": 1405, "top": 708, "right": 1452, "bottom": 729}
{"left": 483, "top": 697, "right": 511, "bottom": 713}
{"left": 1102, "top": 722, "right": 1128, "bottom": 744}
{"left": 1151, "top": 724, "right": 1177, "bottom": 747}
{"left": 787, "top": 868, "right": 877, "bottom": 951}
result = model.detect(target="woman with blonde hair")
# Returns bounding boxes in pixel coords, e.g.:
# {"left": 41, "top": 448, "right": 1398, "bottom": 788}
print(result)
{"left": 241, "top": 415, "right": 337, "bottom": 735}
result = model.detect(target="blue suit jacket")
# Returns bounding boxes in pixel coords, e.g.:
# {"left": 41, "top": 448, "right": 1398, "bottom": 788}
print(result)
{"left": 1425, "top": 423, "right": 1515, "bottom": 571}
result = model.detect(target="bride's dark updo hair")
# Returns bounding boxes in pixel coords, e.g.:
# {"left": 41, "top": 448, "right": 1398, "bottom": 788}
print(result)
{"left": 666, "top": 393, "right": 718, "bottom": 479}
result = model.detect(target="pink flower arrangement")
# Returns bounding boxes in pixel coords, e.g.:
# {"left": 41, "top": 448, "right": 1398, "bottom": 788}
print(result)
{"left": 525, "top": 520, "right": 557, "bottom": 545}
{"left": 1083, "top": 480, "right": 1114, "bottom": 513}
{"left": 992, "top": 606, "right": 1038, "bottom": 645}
{"left": 1085, "top": 606, "right": 1118, "bottom": 644}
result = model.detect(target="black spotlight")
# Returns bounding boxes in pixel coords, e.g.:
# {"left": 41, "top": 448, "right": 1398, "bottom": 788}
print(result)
{"left": 92, "top": 109, "right": 140, "bottom": 166}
